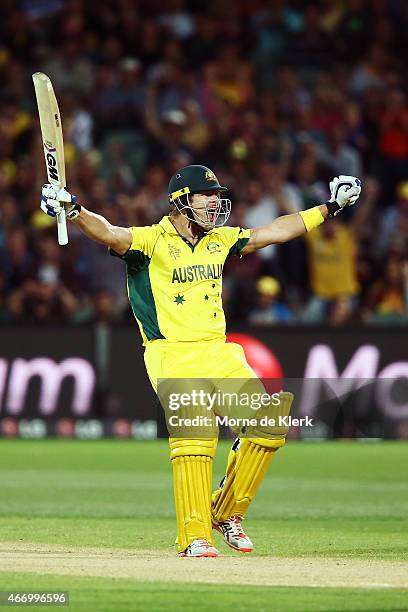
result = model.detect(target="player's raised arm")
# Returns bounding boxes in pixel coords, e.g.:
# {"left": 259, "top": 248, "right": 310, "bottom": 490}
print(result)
{"left": 40, "top": 184, "right": 132, "bottom": 255}
{"left": 241, "top": 176, "right": 362, "bottom": 255}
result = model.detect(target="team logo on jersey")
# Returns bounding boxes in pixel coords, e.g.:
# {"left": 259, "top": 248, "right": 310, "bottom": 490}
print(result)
{"left": 168, "top": 243, "right": 182, "bottom": 259}
{"left": 205, "top": 170, "right": 217, "bottom": 182}
{"left": 207, "top": 241, "right": 221, "bottom": 254}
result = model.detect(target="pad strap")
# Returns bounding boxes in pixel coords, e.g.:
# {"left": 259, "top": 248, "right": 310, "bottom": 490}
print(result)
{"left": 169, "top": 438, "right": 217, "bottom": 460}
{"left": 66, "top": 202, "right": 82, "bottom": 220}
{"left": 325, "top": 200, "right": 342, "bottom": 218}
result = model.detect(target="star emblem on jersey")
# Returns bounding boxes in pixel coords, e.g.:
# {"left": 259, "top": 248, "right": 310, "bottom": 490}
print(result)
{"left": 204, "top": 295, "right": 209, "bottom": 301}
{"left": 174, "top": 294, "right": 185, "bottom": 305}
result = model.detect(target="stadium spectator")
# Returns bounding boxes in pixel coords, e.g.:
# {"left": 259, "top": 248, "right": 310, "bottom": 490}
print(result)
{"left": 364, "top": 255, "right": 408, "bottom": 324}
{"left": 318, "top": 124, "right": 362, "bottom": 179}
{"left": 7, "top": 277, "right": 79, "bottom": 324}
{"left": 244, "top": 161, "right": 301, "bottom": 262}
{"left": 248, "top": 276, "right": 293, "bottom": 325}
{"left": 377, "top": 181, "right": 408, "bottom": 256}
{"left": 303, "top": 219, "right": 359, "bottom": 323}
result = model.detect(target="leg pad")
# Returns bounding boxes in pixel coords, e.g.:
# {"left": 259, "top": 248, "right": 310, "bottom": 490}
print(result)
{"left": 212, "top": 437, "right": 284, "bottom": 522}
{"left": 170, "top": 437, "right": 217, "bottom": 552}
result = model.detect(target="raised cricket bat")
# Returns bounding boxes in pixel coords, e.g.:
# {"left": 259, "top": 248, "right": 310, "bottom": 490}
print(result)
{"left": 32, "top": 72, "right": 68, "bottom": 245}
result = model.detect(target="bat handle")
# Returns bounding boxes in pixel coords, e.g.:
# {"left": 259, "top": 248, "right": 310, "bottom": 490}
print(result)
{"left": 57, "top": 209, "right": 68, "bottom": 245}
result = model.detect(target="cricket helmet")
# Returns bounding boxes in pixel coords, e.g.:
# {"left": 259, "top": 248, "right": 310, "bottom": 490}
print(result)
{"left": 168, "top": 164, "right": 231, "bottom": 228}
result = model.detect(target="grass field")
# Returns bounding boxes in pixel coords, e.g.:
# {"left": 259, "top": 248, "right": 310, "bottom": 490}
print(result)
{"left": 0, "top": 440, "right": 407, "bottom": 611}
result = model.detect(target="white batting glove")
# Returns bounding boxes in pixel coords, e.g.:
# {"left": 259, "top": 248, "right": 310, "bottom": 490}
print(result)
{"left": 40, "top": 184, "right": 81, "bottom": 220}
{"left": 328, "top": 175, "right": 362, "bottom": 216}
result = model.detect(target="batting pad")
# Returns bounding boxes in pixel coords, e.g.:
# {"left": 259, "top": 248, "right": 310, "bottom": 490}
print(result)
{"left": 211, "top": 437, "right": 285, "bottom": 522}
{"left": 170, "top": 438, "right": 217, "bottom": 552}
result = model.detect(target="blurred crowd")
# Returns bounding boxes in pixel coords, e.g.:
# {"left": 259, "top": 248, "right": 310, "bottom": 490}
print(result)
{"left": 1, "top": 0, "right": 408, "bottom": 327}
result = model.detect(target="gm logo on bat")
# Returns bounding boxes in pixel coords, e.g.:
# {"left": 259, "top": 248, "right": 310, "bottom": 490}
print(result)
{"left": 43, "top": 142, "right": 59, "bottom": 183}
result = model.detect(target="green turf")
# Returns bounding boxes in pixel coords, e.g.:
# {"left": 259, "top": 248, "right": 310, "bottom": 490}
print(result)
{"left": 0, "top": 440, "right": 407, "bottom": 611}
{"left": 1, "top": 440, "right": 407, "bottom": 558}
{"left": 0, "top": 573, "right": 407, "bottom": 612}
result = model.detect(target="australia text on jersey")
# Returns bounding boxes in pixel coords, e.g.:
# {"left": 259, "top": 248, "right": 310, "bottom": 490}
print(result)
{"left": 171, "top": 263, "right": 224, "bottom": 283}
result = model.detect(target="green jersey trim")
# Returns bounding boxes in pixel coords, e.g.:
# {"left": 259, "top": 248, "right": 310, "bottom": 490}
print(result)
{"left": 227, "top": 236, "right": 250, "bottom": 258}
{"left": 125, "top": 250, "right": 165, "bottom": 342}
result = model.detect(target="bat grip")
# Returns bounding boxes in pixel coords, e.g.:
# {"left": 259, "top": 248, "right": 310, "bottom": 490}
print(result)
{"left": 57, "top": 209, "right": 68, "bottom": 245}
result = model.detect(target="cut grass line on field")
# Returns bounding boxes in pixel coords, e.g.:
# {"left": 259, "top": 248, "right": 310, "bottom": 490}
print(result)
{"left": 0, "top": 542, "right": 407, "bottom": 589}
{"left": 1, "top": 573, "right": 407, "bottom": 612}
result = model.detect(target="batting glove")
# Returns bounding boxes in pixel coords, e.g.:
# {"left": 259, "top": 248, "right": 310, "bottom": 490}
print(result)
{"left": 327, "top": 175, "right": 362, "bottom": 217}
{"left": 40, "top": 184, "right": 81, "bottom": 220}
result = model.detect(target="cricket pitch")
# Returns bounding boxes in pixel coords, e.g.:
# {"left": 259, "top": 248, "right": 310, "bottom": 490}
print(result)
{"left": 1, "top": 543, "right": 406, "bottom": 589}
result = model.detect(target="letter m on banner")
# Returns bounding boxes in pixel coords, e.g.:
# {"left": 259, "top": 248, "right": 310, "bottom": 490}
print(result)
{"left": 5, "top": 357, "right": 95, "bottom": 416}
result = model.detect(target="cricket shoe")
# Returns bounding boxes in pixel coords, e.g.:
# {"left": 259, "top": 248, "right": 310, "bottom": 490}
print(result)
{"left": 212, "top": 515, "right": 253, "bottom": 552}
{"left": 178, "top": 539, "right": 219, "bottom": 558}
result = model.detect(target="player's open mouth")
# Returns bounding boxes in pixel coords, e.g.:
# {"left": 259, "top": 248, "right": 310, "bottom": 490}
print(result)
{"left": 206, "top": 205, "right": 219, "bottom": 223}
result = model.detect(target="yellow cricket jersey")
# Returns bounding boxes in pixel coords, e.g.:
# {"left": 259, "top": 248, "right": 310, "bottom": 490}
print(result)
{"left": 112, "top": 216, "right": 251, "bottom": 345}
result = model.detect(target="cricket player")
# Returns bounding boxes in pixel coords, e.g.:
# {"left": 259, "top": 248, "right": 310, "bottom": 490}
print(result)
{"left": 40, "top": 166, "right": 361, "bottom": 557}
